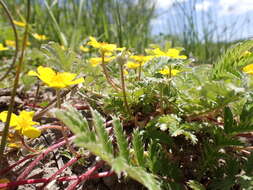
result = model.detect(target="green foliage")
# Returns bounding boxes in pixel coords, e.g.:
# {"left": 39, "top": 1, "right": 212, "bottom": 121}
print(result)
{"left": 212, "top": 40, "right": 253, "bottom": 80}
{"left": 41, "top": 42, "right": 81, "bottom": 72}
{"left": 113, "top": 117, "right": 130, "bottom": 163}
{"left": 187, "top": 180, "right": 206, "bottom": 190}
{"left": 132, "top": 129, "right": 145, "bottom": 167}
{"left": 55, "top": 105, "right": 161, "bottom": 190}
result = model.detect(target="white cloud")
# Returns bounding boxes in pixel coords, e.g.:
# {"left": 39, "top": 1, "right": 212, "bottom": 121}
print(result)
{"left": 195, "top": 1, "right": 213, "bottom": 11}
{"left": 155, "top": 0, "right": 187, "bottom": 9}
{"left": 219, "top": 0, "right": 253, "bottom": 15}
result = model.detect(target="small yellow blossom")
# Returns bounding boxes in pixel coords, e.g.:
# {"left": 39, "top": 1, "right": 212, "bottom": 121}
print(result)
{"left": 125, "top": 61, "right": 140, "bottom": 69}
{"left": 89, "top": 56, "right": 115, "bottom": 67}
{"left": 147, "top": 48, "right": 187, "bottom": 59}
{"left": 243, "top": 64, "right": 253, "bottom": 74}
{"left": 131, "top": 55, "right": 153, "bottom": 63}
{"left": 0, "top": 111, "right": 41, "bottom": 139}
{"left": 88, "top": 36, "right": 117, "bottom": 53}
{"left": 80, "top": 45, "right": 89, "bottom": 52}
{"left": 5, "top": 40, "right": 15, "bottom": 48}
{"left": 8, "top": 143, "right": 22, "bottom": 149}
{"left": 28, "top": 66, "right": 84, "bottom": 88}
{"left": 32, "top": 33, "right": 48, "bottom": 41}
{"left": 123, "top": 69, "right": 129, "bottom": 75}
{"left": 13, "top": 20, "right": 26, "bottom": 27}
{"left": 0, "top": 43, "right": 9, "bottom": 51}
{"left": 26, "top": 41, "right": 31, "bottom": 46}
{"left": 116, "top": 47, "right": 126, "bottom": 51}
{"left": 159, "top": 68, "right": 180, "bottom": 76}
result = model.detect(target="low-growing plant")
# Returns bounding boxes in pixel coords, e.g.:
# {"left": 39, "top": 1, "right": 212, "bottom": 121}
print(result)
{"left": 2, "top": 1, "right": 253, "bottom": 190}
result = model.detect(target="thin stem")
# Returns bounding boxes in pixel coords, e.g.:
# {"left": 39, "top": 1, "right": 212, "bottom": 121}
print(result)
{"left": 33, "top": 85, "right": 77, "bottom": 121}
{"left": 100, "top": 52, "right": 121, "bottom": 91}
{"left": 0, "top": 154, "right": 36, "bottom": 176}
{"left": 0, "top": 0, "right": 30, "bottom": 165}
{"left": 38, "top": 125, "right": 67, "bottom": 131}
{"left": 0, "top": 0, "right": 19, "bottom": 81}
{"left": 55, "top": 89, "right": 76, "bottom": 156}
{"left": 0, "top": 171, "right": 114, "bottom": 189}
{"left": 40, "top": 156, "right": 81, "bottom": 189}
{"left": 17, "top": 136, "right": 75, "bottom": 181}
{"left": 56, "top": 89, "right": 61, "bottom": 109}
{"left": 120, "top": 63, "right": 131, "bottom": 116}
{"left": 67, "top": 161, "right": 104, "bottom": 190}
{"left": 34, "top": 81, "right": 41, "bottom": 106}
{"left": 20, "top": 136, "right": 37, "bottom": 153}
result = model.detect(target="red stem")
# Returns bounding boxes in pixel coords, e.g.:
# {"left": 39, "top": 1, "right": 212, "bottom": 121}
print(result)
{"left": 67, "top": 161, "right": 104, "bottom": 190}
{"left": 39, "top": 156, "right": 80, "bottom": 189}
{"left": 0, "top": 154, "right": 36, "bottom": 176}
{"left": 17, "top": 136, "right": 75, "bottom": 181}
{"left": 38, "top": 125, "right": 67, "bottom": 131}
{"left": 0, "top": 171, "right": 114, "bottom": 188}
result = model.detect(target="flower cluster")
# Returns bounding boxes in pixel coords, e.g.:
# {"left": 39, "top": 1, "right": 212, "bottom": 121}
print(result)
{"left": 146, "top": 47, "right": 187, "bottom": 59}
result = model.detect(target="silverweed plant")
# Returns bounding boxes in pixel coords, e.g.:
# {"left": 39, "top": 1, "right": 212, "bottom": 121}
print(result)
{"left": 2, "top": 1, "right": 253, "bottom": 190}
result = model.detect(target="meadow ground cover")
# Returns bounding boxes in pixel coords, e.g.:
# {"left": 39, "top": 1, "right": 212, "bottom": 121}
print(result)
{"left": 1, "top": 0, "right": 253, "bottom": 190}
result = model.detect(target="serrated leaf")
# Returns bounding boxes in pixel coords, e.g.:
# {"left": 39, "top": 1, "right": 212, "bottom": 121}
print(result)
{"left": 113, "top": 117, "right": 130, "bottom": 163}
{"left": 187, "top": 180, "right": 206, "bottom": 190}
{"left": 132, "top": 130, "right": 145, "bottom": 167}
{"left": 91, "top": 109, "right": 113, "bottom": 155}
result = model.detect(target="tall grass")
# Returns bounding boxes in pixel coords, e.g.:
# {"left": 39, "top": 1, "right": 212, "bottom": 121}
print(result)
{"left": 3, "top": 0, "right": 156, "bottom": 52}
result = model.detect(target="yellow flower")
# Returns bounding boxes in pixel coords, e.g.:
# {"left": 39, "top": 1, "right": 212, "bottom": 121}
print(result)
{"left": 131, "top": 55, "right": 153, "bottom": 63}
{"left": 159, "top": 68, "right": 180, "bottom": 76}
{"left": 125, "top": 61, "right": 140, "bottom": 69}
{"left": 147, "top": 48, "right": 187, "bottom": 59}
{"left": 123, "top": 69, "right": 129, "bottom": 75}
{"left": 13, "top": 20, "right": 26, "bottom": 27}
{"left": 116, "top": 47, "right": 126, "bottom": 51}
{"left": 80, "top": 45, "right": 89, "bottom": 52}
{"left": 28, "top": 66, "right": 84, "bottom": 88}
{"left": 32, "top": 33, "right": 48, "bottom": 41}
{"left": 0, "top": 111, "right": 41, "bottom": 139}
{"left": 0, "top": 43, "right": 9, "bottom": 51}
{"left": 89, "top": 56, "right": 115, "bottom": 67}
{"left": 87, "top": 36, "right": 117, "bottom": 53}
{"left": 5, "top": 40, "right": 15, "bottom": 48}
{"left": 26, "top": 41, "right": 31, "bottom": 46}
{"left": 243, "top": 64, "right": 253, "bottom": 74}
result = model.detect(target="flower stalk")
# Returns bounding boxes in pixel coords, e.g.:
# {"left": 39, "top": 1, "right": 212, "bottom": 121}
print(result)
{"left": 101, "top": 52, "right": 121, "bottom": 91}
{"left": 0, "top": 0, "right": 30, "bottom": 164}
{"left": 119, "top": 60, "right": 131, "bottom": 116}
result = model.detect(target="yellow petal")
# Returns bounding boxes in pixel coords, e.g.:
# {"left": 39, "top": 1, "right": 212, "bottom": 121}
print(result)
{"left": 0, "top": 43, "right": 9, "bottom": 51}
{"left": 243, "top": 64, "right": 253, "bottom": 74}
{"left": 8, "top": 143, "right": 22, "bottom": 149}
{"left": 68, "top": 77, "right": 84, "bottom": 86}
{"left": 0, "top": 111, "right": 18, "bottom": 126}
{"left": 37, "top": 66, "right": 56, "bottom": 84}
{"left": 13, "top": 20, "right": 26, "bottom": 27}
{"left": 22, "top": 127, "right": 41, "bottom": 139}
{"left": 28, "top": 70, "right": 39, "bottom": 77}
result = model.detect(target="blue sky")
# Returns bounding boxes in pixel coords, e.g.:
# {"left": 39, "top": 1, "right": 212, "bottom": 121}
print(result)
{"left": 153, "top": 0, "right": 253, "bottom": 41}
